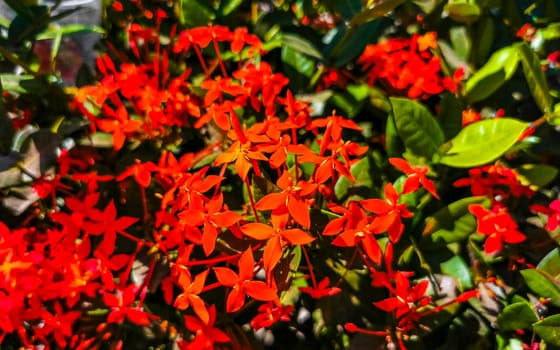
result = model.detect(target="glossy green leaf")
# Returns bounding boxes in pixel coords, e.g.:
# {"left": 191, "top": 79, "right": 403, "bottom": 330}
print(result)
{"left": 441, "top": 255, "right": 473, "bottom": 290}
{"left": 537, "top": 248, "right": 560, "bottom": 278}
{"left": 281, "top": 46, "right": 314, "bottom": 91}
{"left": 516, "top": 164, "right": 558, "bottom": 189}
{"left": 497, "top": 302, "right": 538, "bottom": 331}
{"left": 175, "top": 0, "right": 216, "bottom": 27}
{"left": 533, "top": 314, "right": 560, "bottom": 346}
{"left": 465, "top": 46, "right": 519, "bottom": 104}
{"left": 440, "top": 118, "right": 528, "bottom": 168}
{"left": 390, "top": 97, "right": 444, "bottom": 161}
{"left": 444, "top": 2, "right": 481, "bottom": 23}
{"left": 422, "top": 196, "right": 490, "bottom": 245}
{"left": 520, "top": 269, "right": 560, "bottom": 308}
{"left": 324, "top": 20, "right": 380, "bottom": 67}
{"left": 282, "top": 34, "right": 323, "bottom": 60}
{"left": 515, "top": 42, "right": 553, "bottom": 113}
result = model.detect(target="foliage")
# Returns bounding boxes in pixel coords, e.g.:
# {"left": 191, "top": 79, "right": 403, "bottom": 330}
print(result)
{"left": 1, "top": 0, "right": 560, "bottom": 349}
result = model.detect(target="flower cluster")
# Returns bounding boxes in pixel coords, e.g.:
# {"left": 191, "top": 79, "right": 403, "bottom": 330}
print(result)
{"left": 358, "top": 32, "right": 459, "bottom": 99}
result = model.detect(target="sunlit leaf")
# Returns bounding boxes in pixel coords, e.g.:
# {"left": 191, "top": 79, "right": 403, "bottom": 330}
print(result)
{"left": 465, "top": 46, "right": 519, "bottom": 104}
{"left": 440, "top": 118, "right": 528, "bottom": 168}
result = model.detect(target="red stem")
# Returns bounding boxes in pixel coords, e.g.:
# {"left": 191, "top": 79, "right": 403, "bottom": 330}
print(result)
{"left": 301, "top": 245, "right": 318, "bottom": 289}
{"left": 193, "top": 45, "right": 210, "bottom": 78}
{"left": 244, "top": 176, "right": 260, "bottom": 223}
{"left": 212, "top": 38, "right": 228, "bottom": 78}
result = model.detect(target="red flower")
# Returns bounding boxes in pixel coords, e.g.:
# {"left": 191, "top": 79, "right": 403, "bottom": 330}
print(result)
{"left": 462, "top": 108, "right": 482, "bottom": 127}
{"left": 180, "top": 305, "right": 230, "bottom": 350}
{"left": 373, "top": 272, "right": 431, "bottom": 329}
{"left": 389, "top": 158, "right": 439, "bottom": 199}
{"left": 241, "top": 215, "right": 315, "bottom": 277}
{"left": 250, "top": 302, "right": 294, "bottom": 330}
{"left": 82, "top": 200, "right": 139, "bottom": 256}
{"left": 116, "top": 159, "right": 158, "bottom": 188}
{"left": 103, "top": 285, "right": 158, "bottom": 326}
{"left": 300, "top": 277, "right": 341, "bottom": 299}
{"left": 360, "top": 183, "right": 414, "bottom": 243}
{"left": 530, "top": 199, "right": 560, "bottom": 232}
{"left": 213, "top": 248, "right": 278, "bottom": 313}
{"left": 255, "top": 170, "right": 317, "bottom": 229}
{"left": 174, "top": 270, "right": 210, "bottom": 324}
{"left": 469, "top": 204, "right": 525, "bottom": 253}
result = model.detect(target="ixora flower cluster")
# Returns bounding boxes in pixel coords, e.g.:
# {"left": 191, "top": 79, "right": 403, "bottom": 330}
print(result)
{"left": 358, "top": 32, "right": 462, "bottom": 99}
{"left": 1, "top": 1, "right": 560, "bottom": 350}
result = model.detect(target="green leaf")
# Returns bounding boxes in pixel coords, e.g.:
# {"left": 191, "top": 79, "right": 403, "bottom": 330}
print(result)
{"left": 516, "top": 164, "right": 558, "bottom": 189}
{"left": 281, "top": 46, "right": 315, "bottom": 91}
{"left": 385, "top": 110, "right": 405, "bottom": 157}
{"left": 0, "top": 74, "right": 46, "bottom": 95}
{"left": 390, "top": 97, "right": 444, "bottom": 161}
{"left": 4, "top": 0, "right": 34, "bottom": 20}
{"left": 515, "top": 42, "right": 553, "bottom": 113}
{"left": 440, "top": 118, "right": 528, "bottom": 168}
{"left": 282, "top": 34, "right": 324, "bottom": 60}
{"left": 497, "top": 302, "right": 538, "bottom": 332}
{"left": 218, "top": 0, "right": 243, "bottom": 16}
{"left": 465, "top": 46, "right": 519, "bottom": 104}
{"left": 324, "top": 20, "right": 380, "bottom": 67}
{"left": 329, "top": 92, "right": 363, "bottom": 118}
{"left": 520, "top": 269, "right": 560, "bottom": 308}
{"left": 36, "top": 24, "right": 104, "bottom": 40}
{"left": 473, "top": 16, "right": 495, "bottom": 66}
{"left": 349, "top": 0, "right": 404, "bottom": 27}
{"left": 175, "top": 0, "right": 216, "bottom": 27}
{"left": 438, "top": 92, "right": 464, "bottom": 140}
{"left": 7, "top": 5, "right": 49, "bottom": 43}
{"left": 450, "top": 26, "right": 471, "bottom": 61}
{"left": 325, "top": 0, "right": 362, "bottom": 20}
{"left": 537, "top": 248, "right": 560, "bottom": 278}
{"left": 422, "top": 196, "right": 490, "bottom": 245}
{"left": 533, "top": 314, "right": 560, "bottom": 346}
{"left": 444, "top": 2, "right": 481, "bottom": 23}
{"left": 440, "top": 255, "right": 473, "bottom": 290}
{"left": 334, "top": 156, "right": 375, "bottom": 201}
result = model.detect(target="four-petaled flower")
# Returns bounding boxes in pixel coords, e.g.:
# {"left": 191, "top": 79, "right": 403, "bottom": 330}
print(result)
{"left": 389, "top": 158, "right": 439, "bottom": 199}
{"left": 213, "top": 248, "right": 278, "bottom": 312}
